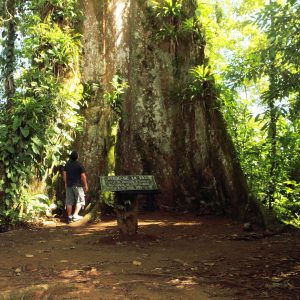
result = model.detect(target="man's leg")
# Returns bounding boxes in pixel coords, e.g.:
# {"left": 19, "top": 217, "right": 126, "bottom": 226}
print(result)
{"left": 72, "top": 187, "right": 85, "bottom": 221}
{"left": 65, "top": 187, "right": 75, "bottom": 223}
{"left": 66, "top": 205, "right": 73, "bottom": 217}
{"left": 73, "top": 203, "right": 82, "bottom": 216}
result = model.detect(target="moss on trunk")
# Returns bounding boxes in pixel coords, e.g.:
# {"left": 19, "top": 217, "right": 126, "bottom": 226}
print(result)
{"left": 77, "top": 0, "right": 263, "bottom": 226}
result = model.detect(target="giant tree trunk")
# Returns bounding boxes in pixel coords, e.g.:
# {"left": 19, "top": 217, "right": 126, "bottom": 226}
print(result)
{"left": 77, "top": 0, "right": 263, "bottom": 228}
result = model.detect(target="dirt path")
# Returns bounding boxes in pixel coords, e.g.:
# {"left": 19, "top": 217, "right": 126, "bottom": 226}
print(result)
{"left": 0, "top": 212, "right": 299, "bottom": 300}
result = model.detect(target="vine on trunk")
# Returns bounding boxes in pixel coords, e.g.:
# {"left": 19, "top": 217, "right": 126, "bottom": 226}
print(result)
{"left": 0, "top": 0, "right": 83, "bottom": 225}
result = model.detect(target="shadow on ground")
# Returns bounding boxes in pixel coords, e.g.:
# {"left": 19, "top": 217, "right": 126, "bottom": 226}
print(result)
{"left": 0, "top": 211, "right": 299, "bottom": 299}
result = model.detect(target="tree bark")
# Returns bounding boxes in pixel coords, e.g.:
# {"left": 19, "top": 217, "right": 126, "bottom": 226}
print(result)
{"left": 4, "top": 0, "right": 16, "bottom": 109}
{"left": 0, "top": 0, "right": 16, "bottom": 214}
{"left": 77, "top": 0, "right": 263, "bottom": 226}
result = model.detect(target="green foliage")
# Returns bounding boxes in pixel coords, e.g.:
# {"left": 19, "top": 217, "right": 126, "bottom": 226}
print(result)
{"left": 102, "top": 191, "right": 115, "bottom": 207}
{"left": 82, "top": 81, "right": 101, "bottom": 104}
{"left": 19, "top": 183, "right": 51, "bottom": 220}
{"left": 22, "top": 23, "right": 81, "bottom": 77}
{"left": 147, "top": 0, "right": 203, "bottom": 44}
{"left": 102, "top": 87, "right": 127, "bottom": 207}
{"left": 28, "top": 0, "right": 83, "bottom": 25}
{"left": 189, "top": 64, "right": 215, "bottom": 98}
{"left": 274, "top": 181, "right": 300, "bottom": 227}
{"left": 103, "top": 75, "right": 128, "bottom": 118}
{"left": 102, "top": 78, "right": 127, "bottom": 208}
{"left": 0, "top": 0, "right": 17, "bottom": 103}
{"left": 178, "top": 0, "right": 300, "bottom": 224}
{"left": 219, "top": 0, "right": 300, "bottom": 223}
{"left": 0, "top": 0, "right": 83, "bottom": 225}
{"left": 148, "top": 0, "right": 183, "bottom": 18}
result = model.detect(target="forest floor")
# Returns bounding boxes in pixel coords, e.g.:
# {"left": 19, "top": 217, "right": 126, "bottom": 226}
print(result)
{"left": 0, "top": 211, "right": 299, "bottom": 300}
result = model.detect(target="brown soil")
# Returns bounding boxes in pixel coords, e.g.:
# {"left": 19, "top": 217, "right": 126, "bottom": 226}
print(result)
{"left": 0, "top": 211, "right": 299, "bottom": 300}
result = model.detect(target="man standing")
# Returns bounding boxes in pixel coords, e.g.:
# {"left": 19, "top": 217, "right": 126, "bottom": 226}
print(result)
{"left": 63, "top": 151, "right": 88, "bottom": 223}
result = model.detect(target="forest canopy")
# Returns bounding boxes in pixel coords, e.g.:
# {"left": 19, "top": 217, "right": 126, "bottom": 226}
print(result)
{"left": 0, "top": 0, "right": 299, "bottom": 227}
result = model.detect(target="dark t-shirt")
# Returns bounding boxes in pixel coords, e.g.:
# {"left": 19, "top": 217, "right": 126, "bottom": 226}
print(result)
{"left": 64, "top": 160, "right": 86, "bottom": 187}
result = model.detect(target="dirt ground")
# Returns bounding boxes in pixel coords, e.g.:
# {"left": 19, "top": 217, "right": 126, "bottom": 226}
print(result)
{"left": 0, "top": 211, "right": 299, "bottom": 300}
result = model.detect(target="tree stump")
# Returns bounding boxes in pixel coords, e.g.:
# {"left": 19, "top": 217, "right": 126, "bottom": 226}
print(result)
{"left": 115, "top": 193, "right": 138, "bottom": 236}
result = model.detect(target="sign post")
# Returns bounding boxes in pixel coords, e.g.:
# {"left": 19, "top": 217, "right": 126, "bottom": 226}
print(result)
{"left": 100, "top": 175, "right": 159, "bottom": 236}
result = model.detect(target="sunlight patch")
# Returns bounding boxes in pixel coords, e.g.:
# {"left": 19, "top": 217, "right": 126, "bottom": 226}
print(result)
{"left": 173, "top": 222, "right": 203, "bottom": 226}
{"left": 168, "top": 277, "right": 199, "bottom": 288}
{"left": 114, "top": 1, "right": 126, "bottom": 47}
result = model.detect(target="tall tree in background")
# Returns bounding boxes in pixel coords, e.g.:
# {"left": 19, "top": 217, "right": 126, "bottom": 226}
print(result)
{"left": 0, "top": 0, "right": 17, "bottom": 221}
{"left": 1, "top": 0, "right": 16, "bottom": 107}
{"left": 221, "top": 0, "right": 300, "bottom": 224}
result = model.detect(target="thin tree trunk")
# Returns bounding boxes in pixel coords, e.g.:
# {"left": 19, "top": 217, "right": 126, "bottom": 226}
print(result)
{"left": 267, "top": 97, "right": 277, "bottom": 210}
{"left": 4, "top": 0, "right": 16, "bottom": 109}
{"left": 0, "top": 0, "right": 16, "bottom": 213}
{"left": 267, "top": 2, "right": 278, "bottom": 210}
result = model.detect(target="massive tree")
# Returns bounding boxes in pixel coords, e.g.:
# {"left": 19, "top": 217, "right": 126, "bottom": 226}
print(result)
{"left": 76, "top": 0, "right": 262, "bottom": 228}
{"left": 0, "top": 0, "right": 264, "bottom": 230}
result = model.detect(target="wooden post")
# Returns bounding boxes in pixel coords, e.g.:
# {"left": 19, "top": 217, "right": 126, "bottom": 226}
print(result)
{"left": 115, "top": 193, "right": 138, "bottom": 236}
{"left": 100, "top": 176, "right": 159, "bottom": 236}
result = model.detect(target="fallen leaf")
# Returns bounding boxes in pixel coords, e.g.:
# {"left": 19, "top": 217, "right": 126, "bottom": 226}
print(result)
{"left": 76, "top": 278, "right": 90, "bottom": 283}
{"left": 133, "top": 260, "right": 142, "bottom": 266}
{"left": 271, "top": 277, "right": 283, "bottom": 283}
{"left": 203, "top": 262, "right": 215, "bottom": 267}
{"left": 170, "top": 278, "right": 180, "bottom": 285}
{"left": 174, "top": 258, "right": 189, "bottom": 266}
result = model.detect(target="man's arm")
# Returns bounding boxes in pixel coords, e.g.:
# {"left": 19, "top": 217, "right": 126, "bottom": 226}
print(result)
{"left": 81, "top": 173, "right": 88, "bottom": 193}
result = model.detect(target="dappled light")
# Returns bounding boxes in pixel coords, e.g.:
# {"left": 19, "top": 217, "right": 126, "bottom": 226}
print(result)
{"left": 0, "top": 0, "right": 300, "bottom": 298}
{"left": 0, "top": 212, "right": 299, "bottom": 299}
{"left": 113, "top": 1, "right": 126, "bottom": 47}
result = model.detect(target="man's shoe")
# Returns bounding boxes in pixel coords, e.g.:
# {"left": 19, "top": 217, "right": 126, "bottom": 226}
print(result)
{"left": 66, "top": 216, "right": 73, "bottom": 224}
{"left": 72, "top": 215, "right": 83, "bottom": 221}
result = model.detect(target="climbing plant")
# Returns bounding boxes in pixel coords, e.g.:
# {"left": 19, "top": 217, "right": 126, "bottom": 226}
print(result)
{"left": 147, "top": 0, "right": 204, "bottom": 58}
{"left": 0, "top": 0, "right": 83, "bottom": 225}
{"left": 103, "top": 74, "right": 129, "bottom": 119}
{"left": 102, "top": 74, "right": 129, "bottom": 207}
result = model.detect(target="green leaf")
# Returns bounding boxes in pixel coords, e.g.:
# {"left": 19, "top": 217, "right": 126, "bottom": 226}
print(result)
{"left": 6, "top": 146, "right": 15, "bottom": 154}
{"left": 20, "top": 126, "right": 30, "bottom": 138}
{"left": 0, "top": 125, "right": 8, "bottom": 137}
{"left": 195, "top": 8, "right": 201, "bottom": 18}
{"left": 66, "top": 99, "right": 80, "bottom": 110}
{"left": 254, "top": 114, "right": 261, "bottom": 122}
{"left": 31, "top": 136, "right": 43, "bottom": 146}
{"left": 31, "top": 143, "right": 39, "bottom": 154}
{"left": 12, "top": 117, "right": 22, "bottom": 131}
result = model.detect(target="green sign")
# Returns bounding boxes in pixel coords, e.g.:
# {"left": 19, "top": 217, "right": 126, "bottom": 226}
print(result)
{"left": 100, "top": 175, "right": 159, "bottom": 192}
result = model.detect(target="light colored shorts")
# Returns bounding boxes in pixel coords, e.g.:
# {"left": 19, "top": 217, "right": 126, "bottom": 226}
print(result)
{"left": 66, "top": 186, "right": 85, "bottom": 206}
